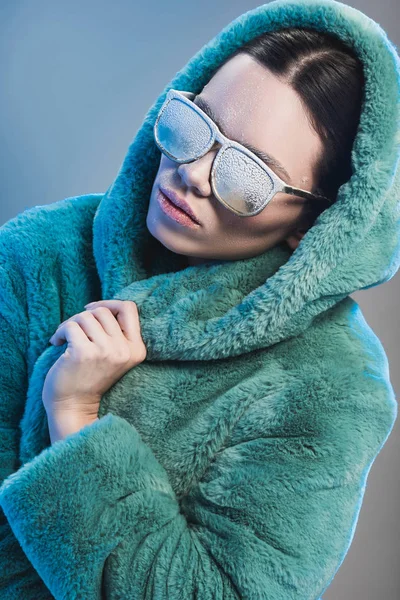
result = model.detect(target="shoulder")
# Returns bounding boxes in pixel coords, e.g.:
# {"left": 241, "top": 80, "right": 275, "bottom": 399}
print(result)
{"left": 0, "top": 193, "right": 102, "bottom": 265}
{"left": 307, "top": 297, "right": 395, "bottom": 422}
{"left": 312, "top": 296, "right": 393, "bottom": 389}
{"left": 0, "top": 193, "right": 103, "bottom": 348}
{"left": 280, "top": 295, "right": 392, "bottom": 385}
{"left": 0, "top": 192, "right": 102, "bottom": 294}
{"left": 239, "top": 297, "right": 397, "bottom": 457}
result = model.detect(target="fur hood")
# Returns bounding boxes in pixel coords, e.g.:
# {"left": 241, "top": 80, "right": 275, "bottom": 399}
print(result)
{"left": 89, "top": 0, "right": 400, "bottom": 361}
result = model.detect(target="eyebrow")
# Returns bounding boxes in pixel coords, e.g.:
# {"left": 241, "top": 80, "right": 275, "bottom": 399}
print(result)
{"left": 193, "top": 95, "right": 293, "bottom": 184}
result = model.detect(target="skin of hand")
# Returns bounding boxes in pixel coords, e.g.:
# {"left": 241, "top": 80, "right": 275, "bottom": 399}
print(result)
{"left": 43, "top": 300, "right": 147, "bottom": 427}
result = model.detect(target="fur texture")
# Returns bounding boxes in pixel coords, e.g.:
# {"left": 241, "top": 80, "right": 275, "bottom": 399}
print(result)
{"left": 0, "top": 0, "right": 399, "bottom": 598}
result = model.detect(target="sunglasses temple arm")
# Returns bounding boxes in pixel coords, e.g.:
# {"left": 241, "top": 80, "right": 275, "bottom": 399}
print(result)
{"left": 282, "top": 184, "right": 333, "bottom": 205}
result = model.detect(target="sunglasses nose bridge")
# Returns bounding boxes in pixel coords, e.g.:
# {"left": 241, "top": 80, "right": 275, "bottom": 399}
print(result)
{"left": 193, "top": 135, "right": 223, "bottom": 165}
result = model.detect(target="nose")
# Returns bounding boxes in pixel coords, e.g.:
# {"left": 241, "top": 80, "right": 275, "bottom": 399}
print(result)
{"left": 177, "top": 143, "right": 220, "bottom": 196}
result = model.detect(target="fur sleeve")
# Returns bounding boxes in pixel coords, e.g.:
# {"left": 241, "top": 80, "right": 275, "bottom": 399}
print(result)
{"left": 0, "top": 374, "right": 395, "bottom": 600}
{"left": 0, "top": 259, "right": 55, "bottom": 598}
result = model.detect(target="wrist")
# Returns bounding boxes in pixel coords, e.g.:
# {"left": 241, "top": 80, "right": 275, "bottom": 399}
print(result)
{"left": 46, "top": 410, "right": 99, "bottom": 444}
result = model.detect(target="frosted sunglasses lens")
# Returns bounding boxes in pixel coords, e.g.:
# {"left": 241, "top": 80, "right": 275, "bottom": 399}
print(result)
{"left": 214, "top": 147, "right": 275, "bottom": 215}
{"left": 155, "top": 98, "right": 213, "bottom": 159}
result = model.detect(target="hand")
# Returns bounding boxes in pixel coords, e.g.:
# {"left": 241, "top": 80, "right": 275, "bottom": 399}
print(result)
{"left": 42, "top": 300, "right": 147, "bottom": 419}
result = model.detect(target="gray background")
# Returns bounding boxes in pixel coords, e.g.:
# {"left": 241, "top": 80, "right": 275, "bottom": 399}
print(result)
{"left": 1, "top": 1, "right": 399, "bottom": 597}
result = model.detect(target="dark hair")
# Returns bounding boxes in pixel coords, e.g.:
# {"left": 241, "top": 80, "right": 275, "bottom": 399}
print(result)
{"left": 209, "top": 27, "right": 365, "bottom": 226}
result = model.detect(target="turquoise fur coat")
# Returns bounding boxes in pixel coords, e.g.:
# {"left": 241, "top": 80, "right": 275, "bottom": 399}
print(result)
{"left": 0, "top": 0, "right": 399, "bottom": 598}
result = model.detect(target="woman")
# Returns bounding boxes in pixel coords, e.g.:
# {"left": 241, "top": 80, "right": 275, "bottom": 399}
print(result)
{"left": 0, "top": 1, "right": 398, "bottom": 598}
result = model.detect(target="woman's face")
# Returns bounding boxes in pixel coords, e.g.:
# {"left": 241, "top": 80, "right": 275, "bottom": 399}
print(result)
{"left": 146, "top": 53, "right": 324, "bottom": 266}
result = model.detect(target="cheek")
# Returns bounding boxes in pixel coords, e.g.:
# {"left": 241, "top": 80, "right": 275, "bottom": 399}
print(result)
{"left": 248, "top": 198, "right": 308, "bottom": 233}
{"left": 226, "top": 202, "right": 293, "bottom": 237}
{"left": 154, "top": 155, "right": 179, "bottom": 187}
{"left": 154, "top": 154, "right": 170, "bottom": 177}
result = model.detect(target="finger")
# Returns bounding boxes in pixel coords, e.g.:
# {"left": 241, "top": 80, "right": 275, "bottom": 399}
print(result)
{"left": 50, "top": 312, "right": 112, "bottom": 346}
{"left": 50, "top": 311, "right": 105, "bottom": 343}
{"left": 53, "top": 308, "right": 96, "bottom": 332}
{"left": 50, "top": 302, "right": 126, "bottom": 345}
{"left": 49, "top": 320, "right": 92, "bottom": 347}
{"left": 85, "top": 300, "right": 125, "bottom": 309}
{"left": 85, "top": 306, "right": 126, "bottom": 338}
{"left": 86, "top": 300, "right": 141, "bottom": 344}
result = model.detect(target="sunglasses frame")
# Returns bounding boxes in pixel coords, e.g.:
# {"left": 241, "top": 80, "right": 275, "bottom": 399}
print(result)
{"left": 154, "top": 88, "right": 334, "bottom": 217}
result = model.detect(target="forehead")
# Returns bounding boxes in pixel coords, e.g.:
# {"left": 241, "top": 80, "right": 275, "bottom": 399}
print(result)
{"left": 197, "top": 54, "right": 323, "bottom": 185}
{"left": 193, "top": 93, "right": 293, "bottom": 184}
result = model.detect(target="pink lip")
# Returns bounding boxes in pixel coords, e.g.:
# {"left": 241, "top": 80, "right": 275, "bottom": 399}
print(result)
{"left": 159, "top": 186, "right": 201, "bottom": 225}
{"left": 157, "top": 189, "right": 200, "bottom": 229}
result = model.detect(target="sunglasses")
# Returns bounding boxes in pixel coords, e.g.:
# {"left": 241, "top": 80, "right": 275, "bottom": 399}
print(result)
{"left": 153, "top": 88, "right": 334, "bottom": 217}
